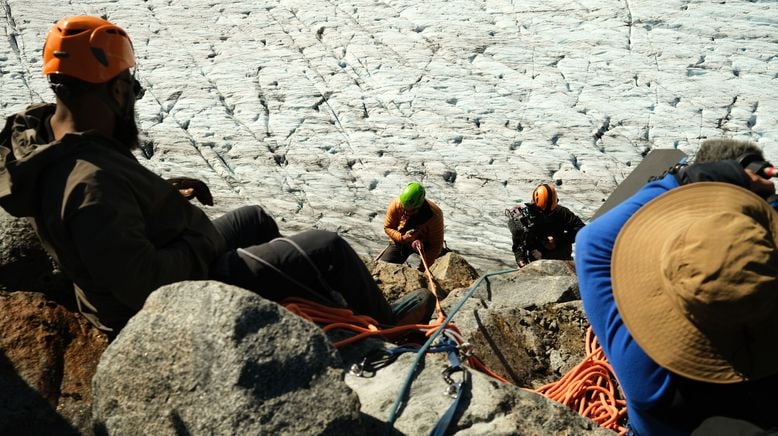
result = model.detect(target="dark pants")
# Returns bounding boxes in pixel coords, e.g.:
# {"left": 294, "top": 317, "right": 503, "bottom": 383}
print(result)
{"left": 378, "top": 243, "right": 415, "bottom": 264}
{"left": 209, "top": 206, "right": 394, "bottom": 324}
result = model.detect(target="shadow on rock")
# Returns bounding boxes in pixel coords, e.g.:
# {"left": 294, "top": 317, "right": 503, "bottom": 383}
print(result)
{"left": 0, "top": 350, "right": 79, "bottom": 436}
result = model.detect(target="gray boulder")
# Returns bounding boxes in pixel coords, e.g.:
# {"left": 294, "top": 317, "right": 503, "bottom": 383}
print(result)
{"left": 462, "top": 302, "right": 589, "bottom": 388}
{"left": 443, "top": 261, "right": 579, "bottom": 314}
{"left": 92, "top": 280, "right": 362, "bottom": 435}
{"left": 441, "top": 260, "right": 579, "bottom": 336}
{"left": 429, "top": 252, "right": 480, "bottom": 296}
{"left": 0, "top": 210, "right": 70, "bottom": 301}
{"left": 369, "top": 260, "right": 427, "bottom": 302}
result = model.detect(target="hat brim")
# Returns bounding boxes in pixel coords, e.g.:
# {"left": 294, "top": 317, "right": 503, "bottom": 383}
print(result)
{"left": 612, "top": 182, "right": 778, "bottom": 383}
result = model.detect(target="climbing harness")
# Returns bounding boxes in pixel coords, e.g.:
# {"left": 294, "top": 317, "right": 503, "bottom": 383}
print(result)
{"left": 348, "top": 334, "right": 473, "bottom": 436}
{"left": 349, "top": 348, "right": 401, "bottom": 378}
{"left": 282, "top": 244, "right": 516, "bottom": 434}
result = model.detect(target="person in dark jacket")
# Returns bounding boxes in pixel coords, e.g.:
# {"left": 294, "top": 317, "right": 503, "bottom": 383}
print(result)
{"left": 0, "top": 16, "right": 402, "bottom": 335}
{"left": 506, "top": 183, "right": 585, "bottom": 267}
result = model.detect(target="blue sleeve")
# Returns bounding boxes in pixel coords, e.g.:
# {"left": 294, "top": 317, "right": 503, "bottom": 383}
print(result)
{"left": 575, "top": 175, "right": 678, "bottom": 411}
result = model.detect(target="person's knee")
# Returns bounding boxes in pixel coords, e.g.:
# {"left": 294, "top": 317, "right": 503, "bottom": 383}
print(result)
{"left": 243, "top": 205, "right": 280, "bottom": 237}
{"left": 291, "top": 230, "right": 351, "bottom": 258}
{"left": 244, "top": 205, "right": 274, "bottom": 224}
{"left": 301, "top": 229, "right": 341, "bottom": 244}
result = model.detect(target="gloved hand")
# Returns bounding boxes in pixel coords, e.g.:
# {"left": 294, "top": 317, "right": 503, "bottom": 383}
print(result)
{"left": 402, "top": 229, "right": 417, "bottom": 243}
{"left": 167, "top": 177, "right": 214, "bottom": 206}
{"left": 411, "top": 240, "right": 423, "bottom": 251}
{"left": 744, "top": 168, "right": 776, "bottom": 198}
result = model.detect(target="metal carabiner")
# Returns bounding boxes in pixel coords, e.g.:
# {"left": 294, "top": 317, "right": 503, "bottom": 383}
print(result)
{"left": 441, "top": 365, "right": 466, "bottom": 398}
{"left": 457, "top": 342, "right": 473, "bottom": 359}
{"left": 349, "top": 358, "right": 375, "bottom": 378}
{"left": 349, "top": 349, "right": 400, "bottom": 378}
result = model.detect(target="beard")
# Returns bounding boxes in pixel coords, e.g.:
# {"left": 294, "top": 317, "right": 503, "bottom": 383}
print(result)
{"left": 113, "top": 93, "right": 140, "bottom": 151}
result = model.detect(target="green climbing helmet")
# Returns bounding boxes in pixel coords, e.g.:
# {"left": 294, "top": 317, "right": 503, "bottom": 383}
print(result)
{"left": 399, "top": 182, "right": 426, "bottom": 209}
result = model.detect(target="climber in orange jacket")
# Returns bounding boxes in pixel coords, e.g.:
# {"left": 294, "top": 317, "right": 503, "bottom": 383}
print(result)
{"left": 380, "top": 182, "right": 444, "bottom": 271}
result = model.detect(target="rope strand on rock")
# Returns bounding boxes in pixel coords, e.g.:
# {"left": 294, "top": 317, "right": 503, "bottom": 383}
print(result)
{"left": 416, "top": 243, "right": 447, "bottom": 321}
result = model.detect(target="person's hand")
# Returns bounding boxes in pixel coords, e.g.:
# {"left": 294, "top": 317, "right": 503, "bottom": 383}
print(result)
{"left": 744, "top": 169, "right": 776, "bottom": 198}
{"left": 542, "top": 235, "right": 557, "bottom": 250}
{"left": 518, "top": 259, "right": 528, "bottom": 268}
{"left": 411, "top": 240, "right": 423, "bottom": 251}
{"left": 530, "top": 249, "right": 543, "bottom": 260}
{"left": 402, "top": 229, "right": 417, "bottom": 243}
{"left": 167, "top": 177, "right": 214, "bottom": 206}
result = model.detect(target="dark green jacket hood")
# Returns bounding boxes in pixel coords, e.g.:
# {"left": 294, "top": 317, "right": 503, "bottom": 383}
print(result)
{"left": 0, "top": 103, "right": 62, "bottom": 217}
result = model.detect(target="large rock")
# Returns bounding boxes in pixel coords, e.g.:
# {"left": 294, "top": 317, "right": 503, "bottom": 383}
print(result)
{"left": 0, "top": 291, "right": 109, "bottom": 435}
{"left": 438, "top": 260, "right": 588, "bottom": 387}
{"left": 369, "top": 252, "right": 480, "bottom": 304}
{"left": 0, "top": 210, "right": 71, "bottom": 305}
{"left": 92, "top": 280, "right": 363, "bottom": 435}
{"left": 443, "top": 261, "right": 579, "bottom": 316}
{"left": 465, "top": 302, "right": 589, "bottom": 388}
{"left": 429, "top": 252, "right": 480, "bottom": 297}
{"left": 369, "top": 260, "right": 427, "bottom": 302}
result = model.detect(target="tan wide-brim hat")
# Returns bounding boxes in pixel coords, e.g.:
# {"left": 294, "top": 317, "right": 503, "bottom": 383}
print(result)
{"left": 612, "top": 182, "right": 778, "bottom": 383}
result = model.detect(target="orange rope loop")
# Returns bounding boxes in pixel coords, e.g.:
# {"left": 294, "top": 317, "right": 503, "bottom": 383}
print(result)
{"left": 532, "top": 326, "right": 628, "bottom": 434}
{"left": 280, "top": 295, "right": 508, "bottom": 385}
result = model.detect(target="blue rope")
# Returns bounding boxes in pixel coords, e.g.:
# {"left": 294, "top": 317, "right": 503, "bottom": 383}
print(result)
{"left": 430, "top": 336, "right": 467, "bottom": 436}
{"left": 384, "top": 268, "right": 518, "bottom": 434}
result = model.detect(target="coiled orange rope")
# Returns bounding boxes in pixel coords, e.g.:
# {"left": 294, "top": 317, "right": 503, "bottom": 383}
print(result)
{"left": 532, "top": 327, "right": 628, "bottom": 434}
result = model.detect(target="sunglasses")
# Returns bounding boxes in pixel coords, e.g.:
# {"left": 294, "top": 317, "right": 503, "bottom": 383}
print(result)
{"left": 130, "top": 76, "right": 145, "bottom": 100}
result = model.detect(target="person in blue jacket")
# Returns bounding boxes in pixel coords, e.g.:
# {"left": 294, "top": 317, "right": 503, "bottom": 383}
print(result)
{"left": 575, "top": 156, "right": 777, "bottom": 435}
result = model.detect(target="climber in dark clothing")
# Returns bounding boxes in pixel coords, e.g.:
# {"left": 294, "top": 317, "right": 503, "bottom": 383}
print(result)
{"left": 506, "top": 183, "right": 585, "bottom": 267}
{"left": 0, "top": 15, "right": 410, "bottom": 334}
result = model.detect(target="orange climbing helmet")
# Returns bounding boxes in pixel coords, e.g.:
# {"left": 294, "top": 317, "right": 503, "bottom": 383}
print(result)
{"left": 532, "top": 183, "right": 558, "bottom": 213}
{"left": 42, "top": 15, "right": 135, "bottom": 84}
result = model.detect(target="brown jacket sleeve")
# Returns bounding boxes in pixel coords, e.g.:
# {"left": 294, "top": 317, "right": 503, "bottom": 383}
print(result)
{"left": 417, "top": 200, "right": 444, "bottom": 265}
{"left": 383, "top": 198, "right": 405, "bottom": 244}
{"left": 64, "top": 163, "right": 225, "bottom": 310}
